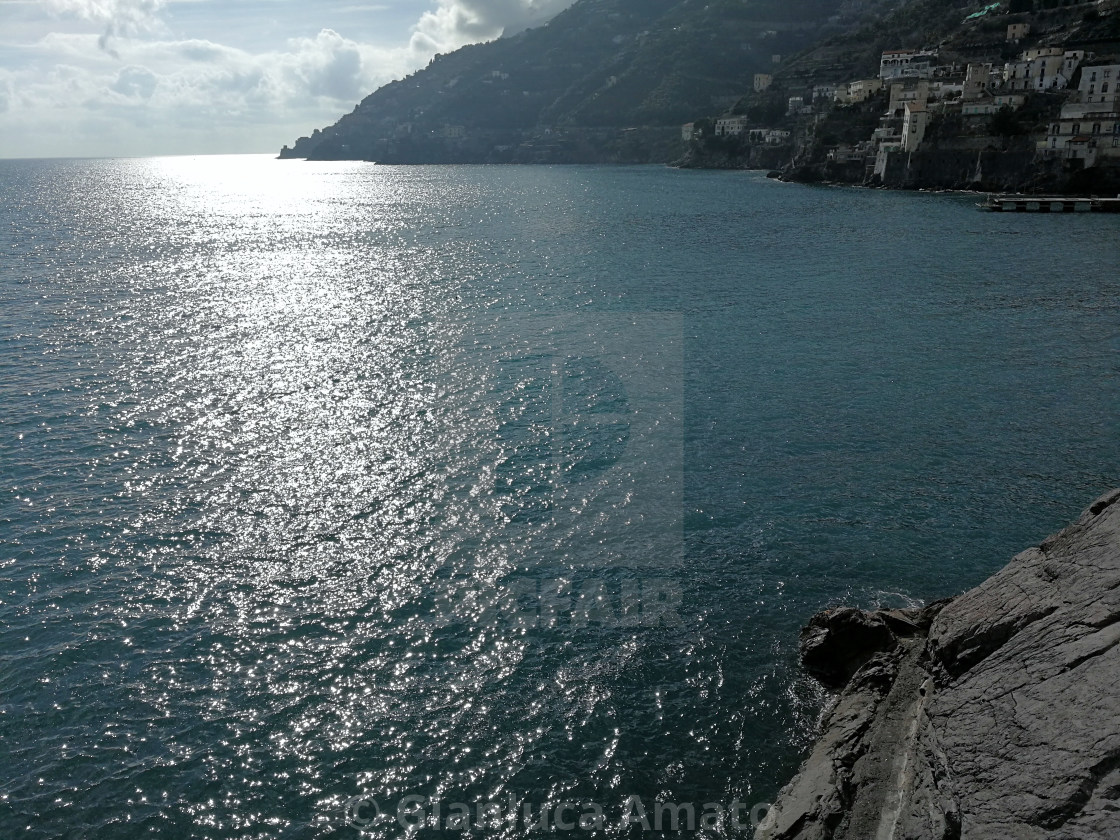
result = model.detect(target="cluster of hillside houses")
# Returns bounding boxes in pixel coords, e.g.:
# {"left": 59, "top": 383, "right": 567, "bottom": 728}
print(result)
{"left": 684, "top": 20, "right": 1120, "bottom": 174}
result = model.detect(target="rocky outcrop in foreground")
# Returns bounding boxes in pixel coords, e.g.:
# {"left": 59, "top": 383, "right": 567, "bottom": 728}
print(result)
{"left": 758, "top": 489, "right": 1120, "bottom": 840}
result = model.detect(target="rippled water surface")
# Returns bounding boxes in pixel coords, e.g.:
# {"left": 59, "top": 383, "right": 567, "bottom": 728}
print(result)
{"left": 2, "top": 155, "right": 1118, "bottom": 838}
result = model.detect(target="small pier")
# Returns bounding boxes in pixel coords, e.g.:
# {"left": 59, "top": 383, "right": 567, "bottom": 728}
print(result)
{"left": 979, "top": 195, "right": 1120, "bottom": 213}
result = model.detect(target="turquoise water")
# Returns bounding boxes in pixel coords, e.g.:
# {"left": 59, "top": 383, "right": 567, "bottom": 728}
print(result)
{"left": 1, "top": 155, "right": 1118, "bottom": 838}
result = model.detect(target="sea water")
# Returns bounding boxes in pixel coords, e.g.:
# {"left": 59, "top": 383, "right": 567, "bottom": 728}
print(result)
{"left": 2, "top": 155, "right": 1118, "bottom": 838}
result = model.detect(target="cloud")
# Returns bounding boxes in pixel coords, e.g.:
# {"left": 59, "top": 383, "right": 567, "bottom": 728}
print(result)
{"left": 110, "top": 64, "right": 156, "bottom": 98}
{"left": 176, "top": 39, "right": 233, "bottom": 63}
{"left": 4, "top": 0, "right": 581, "bottom": 157}
{"left": 410, "top": 0, "right": 576, "bottom": 54}
{"left": 41, "top": 0, "right": 167, "bottom": 56}
{"left": 286, "top": 29, "right": 366, "bottom": 101}
{"left": 40, "top": 0, "right": 165, "bottom": 30}
{"left": 0, "top": 24, "right": 419, "bottom": 155}
{"left": 18, "top": 27, "right": 398, "bottom": 107}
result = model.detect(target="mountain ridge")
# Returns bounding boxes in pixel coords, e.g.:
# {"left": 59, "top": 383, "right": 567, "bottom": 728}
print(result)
{"left": 279, "top": 0, "right": 882, "bottom": 162}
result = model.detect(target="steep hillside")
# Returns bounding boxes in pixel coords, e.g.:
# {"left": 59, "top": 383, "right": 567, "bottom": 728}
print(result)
{"left": 673, "top": 0, "right": 1120, "bottom": 194}
{"left": 280, "top": 0, "right": 879, "bottom": 162}
{"left": 770, "top": 0, "right": 1120, "bottom": 87}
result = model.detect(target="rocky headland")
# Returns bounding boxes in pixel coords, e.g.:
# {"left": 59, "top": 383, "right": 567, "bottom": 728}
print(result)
{"left": 757, "top": 488, "right": 1120, "bottom": 840}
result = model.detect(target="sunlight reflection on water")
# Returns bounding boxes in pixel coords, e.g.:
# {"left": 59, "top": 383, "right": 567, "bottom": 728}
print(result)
{"left": 3, "top": 156, "right": 1118, "bottom": 838}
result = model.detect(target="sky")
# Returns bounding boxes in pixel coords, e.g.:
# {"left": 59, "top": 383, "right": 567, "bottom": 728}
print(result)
{"left": 0, "top": 0, "right": 576, "bottom": 158}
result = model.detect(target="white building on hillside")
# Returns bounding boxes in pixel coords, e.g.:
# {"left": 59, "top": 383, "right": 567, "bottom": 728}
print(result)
{"left": 1062, "top": 50, "right": 1090, "bottom": 81}
{"left": 873, "top": 141, "right": 903, "bottom": 178}
{"left": 787, "top": 96, "right": 811, "bottom": 115}
{"left": 1042, "top": 62, "right": 1120, "bottom": 164}
{"left": 931, "top": 80, "right": 964, "bottom": 100}
{"left": 1080, "top": 63, "right": 1120, "bottom": 107}
{"left": 880, "top": 50, "right": 938, "bottom": 80}
{"left": 961, "top": 92, "right": 1026, "bottom": 116}
{"left": 887, "top": 80, "right": 930, "bottom": 116}
{"left": 963, "top": 63, "right": 998, "bottom": 101}
{"left": 1004, "top": 48, "right": 1088, "bottom": 92}
{"left": 747, "top": 128, "right": 790, "bottom": 144}
{"left": 835, "top": 78, "right": 884, "bottom": 104}
{"left": 714, "top": 116, "right": 750, "bottom": 136}
{"left": 901, "top": 101, "right": 929, "bottom": 151}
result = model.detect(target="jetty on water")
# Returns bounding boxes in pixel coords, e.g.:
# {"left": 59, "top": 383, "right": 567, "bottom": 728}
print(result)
{"left": 979, "top": 195, "right": 1120, "bottom": 213}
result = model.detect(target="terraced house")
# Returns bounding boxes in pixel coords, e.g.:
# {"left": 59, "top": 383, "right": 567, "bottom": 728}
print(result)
{"left": 1043, "top": 62, "right": 1120, "bottom": 166}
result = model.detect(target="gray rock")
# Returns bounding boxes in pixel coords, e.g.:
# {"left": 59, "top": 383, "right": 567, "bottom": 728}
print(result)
{"left": 757, "top": 489, "right": 1120, "bottom": 840}
{"left": 800, "top": 607, "right": 900, "bottom": 691}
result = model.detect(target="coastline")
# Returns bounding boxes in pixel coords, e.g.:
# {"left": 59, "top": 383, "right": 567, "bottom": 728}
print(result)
{"left": 757, "top": 489, "right": 1120, "bottom": 840}
{"left": 672, "top": 144, "right": 1120, "bottom": 197}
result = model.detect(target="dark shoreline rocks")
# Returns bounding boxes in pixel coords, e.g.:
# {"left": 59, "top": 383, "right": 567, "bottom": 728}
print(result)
{"left": 775, "top": 154, "right": 1120, "bottom": 198}
{"left": 757, "top": 488, "right": 1120, "bottom": 840}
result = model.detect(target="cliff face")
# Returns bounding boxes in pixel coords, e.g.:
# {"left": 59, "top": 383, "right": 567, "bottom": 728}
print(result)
{"left": 758, "top": 489, "right": 1120, "bottom": 840}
